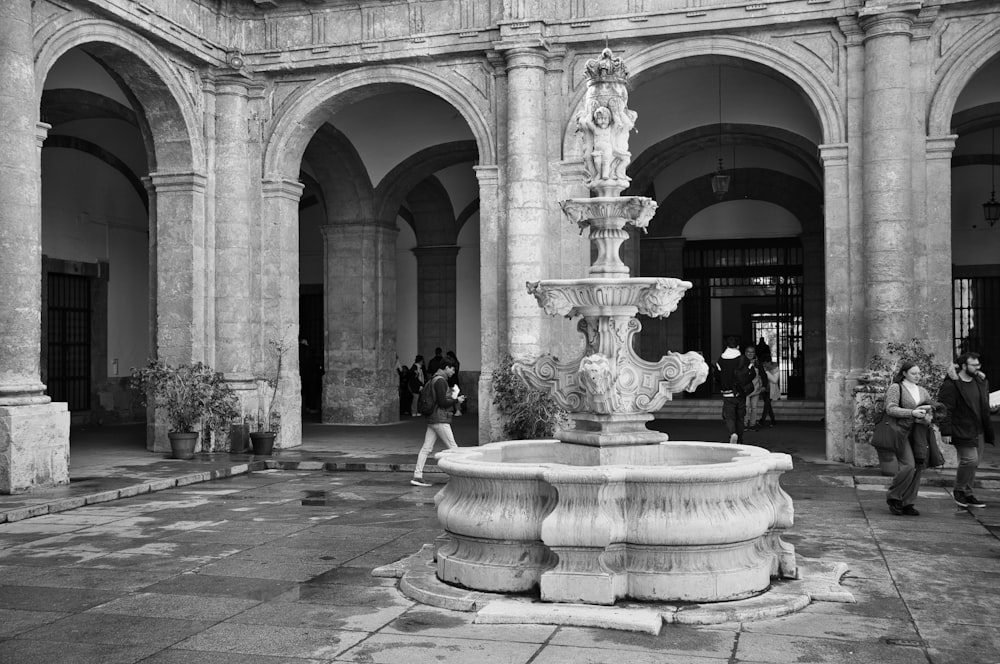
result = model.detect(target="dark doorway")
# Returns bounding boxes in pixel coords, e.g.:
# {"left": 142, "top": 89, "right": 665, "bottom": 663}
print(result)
{"left": 953, "top": 271, "right": 1000, "bottom": 374}
{"left": 46, "top": 272, "right": 92, "bottom": 411}
{"left": 681, "top": 239, "right": 804, "bottom": 397}
{"left": 299, "top": 284, "right": 324, "bottom": 415}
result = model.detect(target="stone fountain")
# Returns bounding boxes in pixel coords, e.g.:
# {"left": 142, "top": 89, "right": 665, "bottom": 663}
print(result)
{"left": 434, "top": 48, "right": 796, "bottom": 606}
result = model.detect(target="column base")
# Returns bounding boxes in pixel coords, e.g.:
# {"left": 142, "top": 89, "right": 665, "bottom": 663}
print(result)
{"left": 323, "top": 369, "right": 398, "bottom": 424}
{"left": 0, "top": 401, "right": 70, "bottom": 494}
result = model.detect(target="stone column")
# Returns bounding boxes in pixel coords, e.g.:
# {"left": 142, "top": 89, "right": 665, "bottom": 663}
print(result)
{"left": 321, "top": 221, "right": 398, "bottom": 424}
{"left": 142, "top": 176, "right": 159, "bottom": 364}
{"left": 476, "top": 165, "right": 502, "bottom": 444}
{"left": 261, "top": 177, "right": 304, "bottom": 448}
{"left": 0, "top": 0, "right": 70, "bottom": 493}
{"left": 923, "top": 135, "right": 958, "bottom": 362}
{"left": 500, "top": 45, "right": 549, "bottom": 361}
{"left": 149, "top": 171, "right": 209, "bottom": 364}
{"left": 146, "top": 170, "right": 208, "bottom": 452}
{"left": 860, "top": 8, "right": 918, "bottom": 357}
{"left": 212, "top": 76, "right": 255, "bottom": 384}
{"left": 819, "top": 143, "right": 853, "bottom": 462}
{"left": 412, "top": 245, "right": 460, "bottom": 356}
{"left": 800, "top": 229, "right": 825, "bottom": 400}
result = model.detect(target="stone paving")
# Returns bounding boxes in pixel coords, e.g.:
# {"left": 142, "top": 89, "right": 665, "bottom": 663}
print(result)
{"left": 1, "top": 420, "right": 999, "bottom": 663}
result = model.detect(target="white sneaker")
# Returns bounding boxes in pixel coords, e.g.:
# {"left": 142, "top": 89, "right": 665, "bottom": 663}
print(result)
{"left": 729, "top": 433, "right": 739, "bottom": 444}
{"left": 410, "top": 478, "right": 432, "bottom": 487}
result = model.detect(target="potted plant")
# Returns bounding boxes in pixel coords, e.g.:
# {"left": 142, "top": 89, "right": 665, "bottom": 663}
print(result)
{"left": 130, "top": 360, "right": 239, "bottom": 459}
{"left": 249, "top": 337, "right": 290, "bottom": 455}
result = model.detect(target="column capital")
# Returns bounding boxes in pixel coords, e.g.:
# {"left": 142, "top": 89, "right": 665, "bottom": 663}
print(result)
{"left": 474, "top": 164, "right": 501, "bottom": 186}
{"left": 319, "top": 220, "right": 397, "bottom": 236}
{"left": 818, "top": 143, "right": 849, "bottom": 165}
{"left": 926, "top": 134, "right": 958, "bottom": 158}
{"left": 35, "top": 122, "right": 51, "bottom": 148}
{"left": 412, "top": 244, "right": 461, "bottom": 260}
{"left": 837, "top": 16, "right": 865, "bottom": 45}
{"left": 148, "top": 171, "right": 208, "bottom": 193}
{"left": 859, "top": 6, "right": 921, "bottom": 41}
{"left": 262, "top": 176, "right": 304, "bottom": 200}
{"left": 204, "top": 73, "right": 267, "bottom": 98}
{"left": 495, "top": 43, "right": 550, "bottom": 71}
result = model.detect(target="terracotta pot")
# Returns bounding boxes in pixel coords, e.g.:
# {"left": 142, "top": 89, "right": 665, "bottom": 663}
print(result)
{"left": 167, "top": 432, "right": 199, "bottom": 460}
{"left": 249, "top": 431, "right": 276, "bottom": 455}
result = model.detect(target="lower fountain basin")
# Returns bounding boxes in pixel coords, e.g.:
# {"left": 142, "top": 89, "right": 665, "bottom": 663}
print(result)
{"left": 434, "top": 439, "right": 796, "bottom": 605}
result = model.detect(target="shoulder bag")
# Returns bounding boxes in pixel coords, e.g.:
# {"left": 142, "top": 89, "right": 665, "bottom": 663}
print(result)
{"left": 870, "top": 410, "right": 898, "bottom": 452}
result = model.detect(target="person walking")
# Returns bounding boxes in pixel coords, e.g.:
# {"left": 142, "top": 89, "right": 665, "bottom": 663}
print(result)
{"left": 758, "top": 360, "right": 780, "bottom": 427}
{"left": 715, "top": 336, "right": 752, "bottom": 444}
{"left": 411, "top": 357, "right": 466, "bottom": 487}
{"left": 883, "top": 361, "right": 934, "bottom": 516}
{"left": 938, "top": 352, "right": 997, "bottom": 509}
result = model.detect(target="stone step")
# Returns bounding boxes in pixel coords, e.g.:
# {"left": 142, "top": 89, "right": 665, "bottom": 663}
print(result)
{"left": 654, "top": 399, "right": 825, "bottom": 422}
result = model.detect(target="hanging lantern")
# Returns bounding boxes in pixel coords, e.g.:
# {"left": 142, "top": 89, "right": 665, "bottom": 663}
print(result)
{"left": 711, "top": 158, "right": 730, "bottom": 200}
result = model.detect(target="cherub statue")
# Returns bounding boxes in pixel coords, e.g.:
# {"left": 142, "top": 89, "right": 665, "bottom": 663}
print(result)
{"left": 580, "top": 105, "right": 616, "bottom": 181}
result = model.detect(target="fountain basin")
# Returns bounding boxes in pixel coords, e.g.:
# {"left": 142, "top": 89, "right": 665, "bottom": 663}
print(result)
{"left": 434, "top": 439, "right": 796, "bottom": 605}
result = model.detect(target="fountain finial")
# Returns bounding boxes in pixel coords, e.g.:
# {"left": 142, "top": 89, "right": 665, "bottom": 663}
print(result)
{"left": 584, "top": 47, "right": 629, "bottom": 85}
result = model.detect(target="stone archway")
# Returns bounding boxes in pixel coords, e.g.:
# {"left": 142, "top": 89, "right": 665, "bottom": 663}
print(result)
{"left": 560, "top": 41, "right": 844, "bottom": 162}
{"left": 36, "top": 20, "right": 204, "bottom": 454}
{"left": 264, "top": 67, "right": 495, "bottom": 180}
{"left": 264, "top": 69, "right": 491, "bottom": 425}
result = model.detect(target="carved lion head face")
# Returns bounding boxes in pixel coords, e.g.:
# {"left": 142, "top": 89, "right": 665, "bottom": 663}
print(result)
{"left": 578, "top": 354, "right": 614, "bottom": 393}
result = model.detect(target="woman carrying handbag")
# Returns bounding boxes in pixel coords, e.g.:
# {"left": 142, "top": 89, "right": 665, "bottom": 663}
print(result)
{"left": 883, "top": 361, "right": 935, "bottom": 516}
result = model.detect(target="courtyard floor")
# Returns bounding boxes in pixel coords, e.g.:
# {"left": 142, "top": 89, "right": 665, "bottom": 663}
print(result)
{"left": 0, "top": 417, "right": 998, "bottom": 663}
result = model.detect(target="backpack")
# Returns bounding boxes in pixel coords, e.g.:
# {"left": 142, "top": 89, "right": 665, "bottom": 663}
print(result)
{"left": 733, "top": 360, "right": 756, "bottom": 397}
{"left": 417, "top": 376, "right": 440, "bottom": 416}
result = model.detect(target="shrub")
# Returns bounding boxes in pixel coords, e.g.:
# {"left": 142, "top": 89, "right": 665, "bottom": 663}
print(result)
{"left": 130, "top": 361, "right": 239, "bottom": 441}
{"left": 491, "top": 354, "right": 570, "bottom": 440}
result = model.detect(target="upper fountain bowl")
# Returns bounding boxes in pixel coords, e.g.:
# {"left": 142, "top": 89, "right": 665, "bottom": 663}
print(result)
{"left": 527, "top": 277, "right": 692, "bottom": 319}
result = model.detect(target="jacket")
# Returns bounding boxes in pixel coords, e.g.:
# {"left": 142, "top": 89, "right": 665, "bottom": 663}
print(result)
{"left": 938, "top": 368, "right": 995, "bottom": 446}
{"left": 716, "top": 348, "right": 753, "bottom": 396}
{"left": 425, "top": 374, "right": 458, "bottom": 424}
{"left": 884, "top": 381, "right": 935, "bottom": 462}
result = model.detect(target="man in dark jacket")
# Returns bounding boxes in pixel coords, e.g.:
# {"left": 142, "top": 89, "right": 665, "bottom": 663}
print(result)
{"left": 715, "top": 336, "right": 753, "bottom": 444}
{"left": 938, "top": 352, "right": 997, "bottom": 508}
{"left": 411, "top": 358, "right": 466, "bottom": 487}
{"left": 426, "top": 347, "right": 444, "bottom": 376}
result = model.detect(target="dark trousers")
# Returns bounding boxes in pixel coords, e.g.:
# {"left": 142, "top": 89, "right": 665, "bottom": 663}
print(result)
{"left": 759, "top": 393, "right": 776, "bottom": 425}
{"left": 887, "top": 429, "right": 924, "bottom": 507}
{"left": 722, "top": 396, "right": 746, "bottom": 443}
